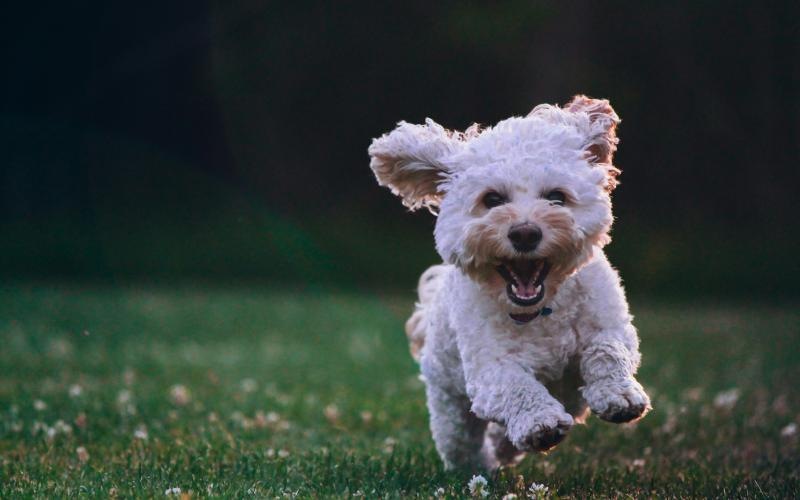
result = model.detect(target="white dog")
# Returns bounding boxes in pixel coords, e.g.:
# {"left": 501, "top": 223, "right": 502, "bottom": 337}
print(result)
{"left": 368, "top": 96, "right": 651, "bottom": 470}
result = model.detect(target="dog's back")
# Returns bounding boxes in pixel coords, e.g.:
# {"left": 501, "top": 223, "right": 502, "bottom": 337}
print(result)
{"left": 404, "top": 264, "right": 449, "bottom": 361}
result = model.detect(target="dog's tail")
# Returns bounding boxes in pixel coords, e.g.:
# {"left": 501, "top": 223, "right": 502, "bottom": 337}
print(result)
{"left": 404, "top": 264, "right": 448, "bottom": 362}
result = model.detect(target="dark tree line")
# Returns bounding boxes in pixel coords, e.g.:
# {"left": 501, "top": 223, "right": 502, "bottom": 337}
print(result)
{"left": 1, "top": 2, "right": 797, "bottom": 288}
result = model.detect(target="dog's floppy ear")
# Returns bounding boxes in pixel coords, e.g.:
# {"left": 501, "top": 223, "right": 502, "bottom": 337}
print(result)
{"left": 369, "top": 119, "right": 460, "bottom": 212}
{"left": 564, "top": 95, "right": 621, "bottom": 190}
{"left": 565, "top": 95, "right": 620, "bottom": 165}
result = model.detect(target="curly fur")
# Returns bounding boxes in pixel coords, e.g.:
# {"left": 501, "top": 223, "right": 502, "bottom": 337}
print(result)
{"left": 368, "top": 95, "right": 651, "bottom": 470}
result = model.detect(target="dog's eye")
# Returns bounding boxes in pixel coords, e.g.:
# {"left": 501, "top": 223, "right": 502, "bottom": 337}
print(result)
{"left": 545, "top": 190, "right": 567, "bottom": 205}
{"left": 482, "top": 191, "right": 507, "bottom": 209}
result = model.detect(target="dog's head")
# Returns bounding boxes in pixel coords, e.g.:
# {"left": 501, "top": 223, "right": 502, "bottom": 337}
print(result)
{"left": 369, "top": 96, "right": 621, "bottom": 323}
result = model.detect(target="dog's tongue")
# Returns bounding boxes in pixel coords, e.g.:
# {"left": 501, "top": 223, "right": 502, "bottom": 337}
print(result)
{"left": 510, "top": 260, "right": 540, "bottom": 296}
{"left": 515, "top": 280, "right": 538, "bottom": 297}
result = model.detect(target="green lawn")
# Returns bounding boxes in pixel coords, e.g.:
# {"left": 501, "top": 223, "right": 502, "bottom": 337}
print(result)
{"left": 0, "top": 284, "right": 798, "bottom": 498}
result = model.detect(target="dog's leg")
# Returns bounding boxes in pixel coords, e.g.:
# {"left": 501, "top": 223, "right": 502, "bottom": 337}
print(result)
{"left": 574, "top": 253, "right": 651, "bottom": 423}
{"left": 464, "top": 365, "right": 575, "bottom": 454}
{"left": 454, "top": 314, "right": 574, "bottom": 454}
{"left": 579, "top": 335, "right": 651, "bottom": 423}
{"left": 425, "top": 382, "right": 488, "bottom": 470}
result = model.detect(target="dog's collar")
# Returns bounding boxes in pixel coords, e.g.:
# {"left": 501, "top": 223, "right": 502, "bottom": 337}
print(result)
{"left": 509, "top": 306, "right": 553, "bottom": 324}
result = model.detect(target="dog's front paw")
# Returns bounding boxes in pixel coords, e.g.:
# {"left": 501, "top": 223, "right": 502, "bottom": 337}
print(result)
{"left": 507, "top": 408, "right": 574, "bottom": 453}
{"left": 583, "top": 378, "right": 651, "bottom": 423}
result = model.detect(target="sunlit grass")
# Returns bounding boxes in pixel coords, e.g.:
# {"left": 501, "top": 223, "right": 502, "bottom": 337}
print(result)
{"left": 0, "top": 284, "right": 797, "bottom": 497}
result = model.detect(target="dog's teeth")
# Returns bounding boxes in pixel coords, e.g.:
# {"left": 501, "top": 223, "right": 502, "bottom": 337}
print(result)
{"left": 511, "top": 284, "right": 518, "bottom": 294}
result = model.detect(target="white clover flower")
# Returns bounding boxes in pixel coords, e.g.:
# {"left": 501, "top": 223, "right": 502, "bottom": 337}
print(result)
{"left": 323, "top": 404, "right": 340, "bottom": 423}
{"left": 117, "top": 390, "right": 132, "bottom": 405}
{"left": 53, "top": 420, "right": 72, "bottom": 435}
{"left": 277, "top": 449, "right": 290, "bottom": 458}
{"left": 69, "top": 384, "right": 83, "bottom": 398}
{"left": 116, "top": 390, "right": 137, "bottom": 416}
{"left": 76, "top": 446, "right": 90, "bottom": 463}
{"left": 33, "top": 400, "right": 47, "bottom": 411}
{"left": 133, "top": 425, "right": 149, "bottom": 440}
{"left": 169, "top": 385, "right": 191, "bottom": 406}
{"left": 527, "top": 482, "right": 549, "bottom": 498}
{"left": 164, "top": 487, "right": 182, "bottom": 496}
{"left": 713, "top": 388, "right": 740, "bottom": 410}
{"left": 240, "top": 378, "right": 258, "bottom": 393}
{"left": 781, "top": 423, "right": 797, "bottom": 437}
{"left": 502, "top": 494, "right": 519, "bottom": 500}
{"left": 382, "top": 436, "right": 397, "bottom": 454}
{"left": 468, "top": 475, "right": 489, "bottom": 497}
{"left": 434, "top": 487, "right": 446, "bottom": 498}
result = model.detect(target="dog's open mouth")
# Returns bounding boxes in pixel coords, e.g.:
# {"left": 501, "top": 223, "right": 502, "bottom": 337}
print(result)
{"left": 496, "top": 259, "right": 550, "bottom": 307}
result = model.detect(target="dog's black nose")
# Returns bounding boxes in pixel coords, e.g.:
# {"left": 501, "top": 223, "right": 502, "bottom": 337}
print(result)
{"left": 508, "top": 223, "right": 542, "bottom": 252}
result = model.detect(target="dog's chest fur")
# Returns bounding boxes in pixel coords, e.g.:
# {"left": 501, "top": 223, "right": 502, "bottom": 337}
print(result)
{"left": 425, "top": 258, "right": 599, "bottom": 394}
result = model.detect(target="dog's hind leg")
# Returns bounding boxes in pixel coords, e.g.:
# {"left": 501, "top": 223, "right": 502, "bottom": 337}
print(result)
{"left": 424, "top": 382, "right": 488, "bottom": 470}
{"left": 405, "top": 264, "right": 449, "bottom": 361}
{"left": 414, "top": 264, "right": 486, "bottom": 468}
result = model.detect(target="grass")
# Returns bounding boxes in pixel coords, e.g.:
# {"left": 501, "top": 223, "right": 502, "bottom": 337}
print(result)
{"left": 0, "top": 283, "right": 798, "bottom": 498}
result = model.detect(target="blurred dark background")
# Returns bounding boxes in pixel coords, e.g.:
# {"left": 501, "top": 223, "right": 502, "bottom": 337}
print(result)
{"left": 1, "top": 1, "right": 798, "bottom": 297}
